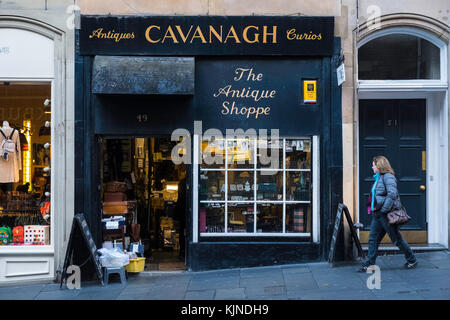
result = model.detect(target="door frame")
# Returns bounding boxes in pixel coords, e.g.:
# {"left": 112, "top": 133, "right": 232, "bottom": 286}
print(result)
{"left": 96, "top": 134, "right": 190, "bottom": 265}
{"left": 356, "top": 90, "right": 448, "bottom": 247}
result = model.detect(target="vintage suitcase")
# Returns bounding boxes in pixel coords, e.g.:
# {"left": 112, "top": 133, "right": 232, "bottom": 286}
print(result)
{"left": 104, "top": 192, "right": 127, "bottom": 202}
{"left": 103, "top": 201, "right": 128, "bottom": 214}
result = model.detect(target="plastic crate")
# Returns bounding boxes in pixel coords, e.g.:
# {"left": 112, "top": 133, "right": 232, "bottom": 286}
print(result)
{"left": 125, "top": 257, "right": 146, "bottom": 273}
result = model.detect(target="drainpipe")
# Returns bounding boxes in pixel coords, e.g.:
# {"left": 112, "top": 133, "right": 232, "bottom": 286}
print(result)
{"left": 353, "top": 0, "right": 361, "bottom": 259}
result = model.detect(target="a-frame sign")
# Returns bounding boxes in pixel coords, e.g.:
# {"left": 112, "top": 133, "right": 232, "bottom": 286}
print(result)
{"left": 60, "top": 213, "right": 104, "bottom": 287}
{"left": 329, "top": 203, "right": 365, "bottom": 267}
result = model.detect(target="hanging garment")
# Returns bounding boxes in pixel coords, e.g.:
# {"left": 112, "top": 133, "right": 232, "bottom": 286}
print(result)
{"left": 0, "top": 127, "right": 21, "bottom": 183}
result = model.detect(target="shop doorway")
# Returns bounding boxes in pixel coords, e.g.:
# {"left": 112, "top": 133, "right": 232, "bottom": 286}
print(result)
{"left": 99, "top": 136, "right": 187, "bottom": 271}
{"left": 359, "top": 99, "right": 427, "bottom": 244}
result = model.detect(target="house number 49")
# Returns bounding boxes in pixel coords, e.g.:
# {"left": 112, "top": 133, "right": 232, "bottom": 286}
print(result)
{"left": 136, "top": 114, "right": 149, "bottom": 123}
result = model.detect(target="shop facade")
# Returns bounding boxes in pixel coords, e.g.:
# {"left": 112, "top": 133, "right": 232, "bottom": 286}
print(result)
{"left": 340, "top": 5, "right": 449, "bottom": 253}
{"left": 75, "top": 15, "right": 344, "bottom": 270}
{"left": 0, "top": 3, "right": 75, "bottom": 284}
{"left": 354, "top": 19, "right": 449, "bottom": 248}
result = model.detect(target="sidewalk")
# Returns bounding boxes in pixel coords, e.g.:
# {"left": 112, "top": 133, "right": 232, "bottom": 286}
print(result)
{"left": 1, "top": 251, "right": 449, "bottom": 300}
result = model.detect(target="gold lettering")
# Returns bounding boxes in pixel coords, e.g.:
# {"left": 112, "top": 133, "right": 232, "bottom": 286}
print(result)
{"left": 162, "top": 26, "right": 179, "bottom": 43}
{"left": 175, "top": 25, "right": 193, "bottom": 43}
{"left": 286, "top": 29, "right": 296, "bottom": 40}
{"left": 191, "top": 26, "right": 207, "bottom": 43}
{"left": 224, "top": 26, "right": 241, "bottom": 43}
{"left": 243, "top": 26, "right": 259, "bottom": 44}
{"left": 209, "top": 25, "right": 223, "bottom": 43}
{"left": 89, "top": 28, "right": 102, "bottom": 39}
{"left": 263, "top": 26, "right": 277, "bottom": 43}
{"left": 145, "top": 25, "right": 161, "bottom": 43}
{"left": 222, "top": 101, "right": 230, "bottom": 115}
{"left": 286, "top": 29, "right": 323, "bottom": 41}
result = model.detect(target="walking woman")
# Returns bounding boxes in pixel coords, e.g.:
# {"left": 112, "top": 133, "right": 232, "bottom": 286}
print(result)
{"left": 358, "top": 156, "right": 418, "bottom": 272}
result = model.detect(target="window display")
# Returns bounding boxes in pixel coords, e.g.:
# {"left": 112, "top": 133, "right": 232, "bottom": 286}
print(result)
{"left": 0, "top": 83, "right": 51, "bottom": 246}
{"left": 199, "top": 138, "right": 312, "bottom": 236}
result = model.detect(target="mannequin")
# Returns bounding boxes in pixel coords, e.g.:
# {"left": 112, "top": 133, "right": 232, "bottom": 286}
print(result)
{"left": 0, "top": 121, "right": 21, "bottom": 185}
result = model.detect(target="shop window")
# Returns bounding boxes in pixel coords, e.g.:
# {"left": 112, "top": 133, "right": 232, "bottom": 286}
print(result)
{"left": 199, "top": 138, "right": 312, "bottom": 236}
{"left": 0, "top": 82, "right": 51, "bottom": 246}
{"left": 358, "top": 34, "right": 440, "bottom": 80}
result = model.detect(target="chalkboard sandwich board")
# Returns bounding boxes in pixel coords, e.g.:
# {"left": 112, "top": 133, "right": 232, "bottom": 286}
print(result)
{"left": 60, "top": 213, "right": 104, "bottom": 287}
{"left": 328, "top": 203, "right": 365, "bottom": 267}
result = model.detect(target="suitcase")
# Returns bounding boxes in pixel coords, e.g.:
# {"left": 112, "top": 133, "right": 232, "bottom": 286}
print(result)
{"left": 103, "top": 201, "right": 128, "bottom": 215}
{"left": 104, "top": 192, "right": 127, "bottom": 202}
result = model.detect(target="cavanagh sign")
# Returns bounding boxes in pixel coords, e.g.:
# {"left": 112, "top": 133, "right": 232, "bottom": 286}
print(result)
{"left": 80, "top": 16, "right": 334, "bottom": 56}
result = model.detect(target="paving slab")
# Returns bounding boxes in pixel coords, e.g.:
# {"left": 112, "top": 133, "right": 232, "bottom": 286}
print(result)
{"left": 429, "top": 259, "right": 450, "bottom": 269}
{"left": 321, "top": 289, "right": 377, "bottom": 300}
{"left": 191, "top": 269, "right": 240, "bottom": 280}
{"left": 188, "top": 277, "right": 240, "bottom": 291}
{"left": 239, "top": 275, "right": 284, "bottom": 288}
{"left": 372, "top": 290, "right": 424, "bottom": 300}
{"left": 417, "top": 252, "right": 450, "bottom": 261}
{"left": 240, "top": 266, "right": 282, "bottom": 279}
{"left": 34, "top": 289, "right": 81, "bottom": 300}
{"left": 244, "top": 285, "right": 286, "bottom": 298}
{"left": 184, "top": 290, "right": 215, "bottom": 300}
{"left": 416, "top": 288, "right": 450, "bottom": 300}
{"left": 119, "top": 285, "right": 150, "bottom": 296}
{"left": 40, "top": 283, "right": 66, "bottom": 292}
{"left": 245, "top": 294, "right": 288, "bottom": 300}
{"left": 75, "top": 288, "right": 124, "bottom": 300}
{"left": 0, "top": 284, "right": 45, "bottom": 300}
{"left": 146, "top": 286, "right": 186, "bottom": 300}
{"left": 281, "top": 266, "right": 311, "bottom": 275}
{"left": 2, "top": 251, "right": 449, "bottom": 301}
{"left": 283, "top": 273, "right": 319, "bottom": 291}
{"left": 313, "top": 276, "right": 368, "bottom": 291}
{"left": 215, "top": 288, "right": 246, "bottom": 300}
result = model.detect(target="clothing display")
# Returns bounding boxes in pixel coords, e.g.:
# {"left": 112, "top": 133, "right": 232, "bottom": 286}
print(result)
{"left": 0, "top": 84, "right": 52, "bottom": 250}
{"left": 0, "top": 125, "right": 21, "bottom": 183}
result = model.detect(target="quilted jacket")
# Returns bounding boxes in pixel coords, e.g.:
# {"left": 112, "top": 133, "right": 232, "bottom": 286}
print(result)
{"left": 372, "top": 173, "right": 402, "bottom": 213}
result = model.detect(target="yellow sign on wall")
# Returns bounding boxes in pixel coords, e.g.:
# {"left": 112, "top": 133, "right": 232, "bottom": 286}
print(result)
{"left": 303, "top": 80, "right": 317, "bottom": 104}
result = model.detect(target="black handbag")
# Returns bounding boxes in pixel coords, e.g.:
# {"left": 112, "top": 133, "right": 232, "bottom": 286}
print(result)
{"left": 387, "top": 205, "right": 411, "bottom": 225}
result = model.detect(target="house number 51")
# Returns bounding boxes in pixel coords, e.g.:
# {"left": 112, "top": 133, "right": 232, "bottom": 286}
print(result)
{"left": 137, "top": 114, "right": 149, "bottom": 122}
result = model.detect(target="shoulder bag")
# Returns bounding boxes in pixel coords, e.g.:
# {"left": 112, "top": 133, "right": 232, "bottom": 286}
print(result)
{"left": 387, "top": 205, "right": 411, "bottom": 225}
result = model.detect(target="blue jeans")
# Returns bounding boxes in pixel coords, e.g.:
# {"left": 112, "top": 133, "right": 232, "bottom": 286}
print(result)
{"left": 364, "top": 211, "right": 416, "bottom": 266}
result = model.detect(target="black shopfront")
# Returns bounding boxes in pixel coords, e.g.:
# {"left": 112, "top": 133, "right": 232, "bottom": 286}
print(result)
{"left": 75, "top": 15, "right": 343, "bottom": 271}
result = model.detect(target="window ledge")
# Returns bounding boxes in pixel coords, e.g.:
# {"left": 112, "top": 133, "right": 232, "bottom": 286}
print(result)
{"left": 0, "top": 245, "right": 54, "bottom": 255}
{"left": 358, "top": 80, "right": 448, "bottom": 91}
{"left": 200, "top": 233, "right": 311, "bottom": 237}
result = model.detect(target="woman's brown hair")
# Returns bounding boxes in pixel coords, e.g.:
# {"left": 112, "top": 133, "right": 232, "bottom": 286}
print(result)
{"left": 373, "top": 156, "right": 395, "bottom": 175}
